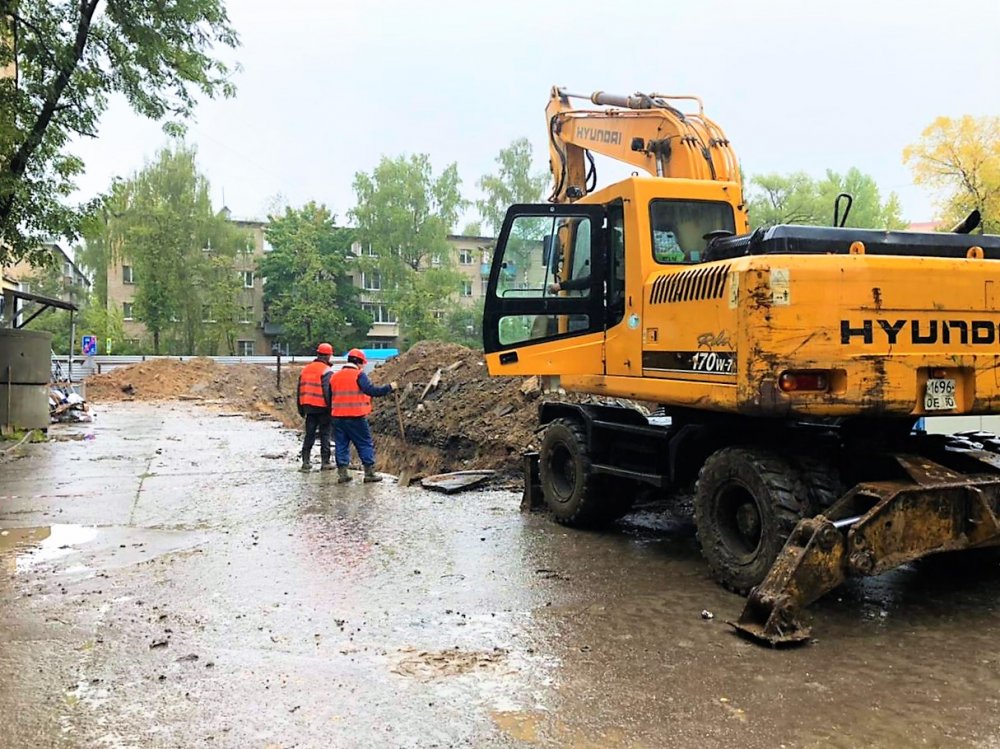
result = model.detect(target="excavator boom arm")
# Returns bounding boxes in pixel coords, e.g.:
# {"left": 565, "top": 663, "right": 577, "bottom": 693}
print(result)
{"left": 546, "top": 87, "right": 740, "bottom": 202}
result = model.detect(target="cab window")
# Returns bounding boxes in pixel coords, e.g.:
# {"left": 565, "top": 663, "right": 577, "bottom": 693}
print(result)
{"left": 649, "top": 200, "right": 735, "bottom": 264}
{"left": 493, "top": 215, "right": 592, "bottom": 298}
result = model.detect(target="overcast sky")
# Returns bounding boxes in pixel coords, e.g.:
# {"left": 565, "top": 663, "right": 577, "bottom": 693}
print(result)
{"left": 71, "top": 0, "right": 1000, "bottom": 228}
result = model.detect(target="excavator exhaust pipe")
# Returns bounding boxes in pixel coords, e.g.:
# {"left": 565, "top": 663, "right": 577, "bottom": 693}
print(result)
{"left": 732, "top": 452, "right": 1000, "bottom": 646}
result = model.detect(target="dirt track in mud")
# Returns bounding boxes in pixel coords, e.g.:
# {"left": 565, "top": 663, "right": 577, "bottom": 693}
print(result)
{"left": 3, "top": 402, "right": 1000, "bottom": 747}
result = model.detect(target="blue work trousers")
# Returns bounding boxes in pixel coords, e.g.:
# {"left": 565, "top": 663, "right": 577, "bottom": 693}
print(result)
{"left": 333, "top": 416, "right": 376, "bottom": 467}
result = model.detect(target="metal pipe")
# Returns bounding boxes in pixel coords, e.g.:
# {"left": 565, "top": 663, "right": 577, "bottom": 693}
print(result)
{"left": 648, "top": 93, "right": 705, "bottom": 116}
{"left": 68, "top": 310, "right": 74, "bottom": 384}
{"left": 590, "top": 91, "right": 653, "bottom": 110}
{"left": 833, "top": 515, "right": 864, "bottom": 530}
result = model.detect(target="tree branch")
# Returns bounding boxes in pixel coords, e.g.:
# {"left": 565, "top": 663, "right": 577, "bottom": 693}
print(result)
{"left": 11, "top": 12, "right": 59, "bottom": 67}
{"left": 0, "top": 0, "right": 101, "bottom": 219}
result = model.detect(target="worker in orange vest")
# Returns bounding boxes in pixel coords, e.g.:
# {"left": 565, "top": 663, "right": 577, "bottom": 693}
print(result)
{"left": 297, "top": 342, "right": 334, "bottom": 471}
{"left": 323, "top": 348, "right": 397, "bottom": 483}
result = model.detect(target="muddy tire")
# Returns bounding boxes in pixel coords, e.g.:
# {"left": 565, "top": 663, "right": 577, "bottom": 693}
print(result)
{"left": 789, "top": 452, "right": 844, "bottom": 516}
{"left": 539, "top": 418, "right": 623, "bottom": 527}
{"left": 694, "top": 447, "right": 809, "bottom": 595}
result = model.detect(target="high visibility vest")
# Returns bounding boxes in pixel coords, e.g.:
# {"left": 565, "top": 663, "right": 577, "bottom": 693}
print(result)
{"left": 331, "top": 364, "right": 371, "bottom": 417}
{"left": 298, "top": 360, "right": 330, "bottom": 408}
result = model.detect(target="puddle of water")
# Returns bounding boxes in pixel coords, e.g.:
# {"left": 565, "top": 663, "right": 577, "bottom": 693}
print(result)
{"left": 491, "top": 710, "right": 543, "bottom": 742}
{"left": 0, "top": 524, "right": 99, "bottom": 572}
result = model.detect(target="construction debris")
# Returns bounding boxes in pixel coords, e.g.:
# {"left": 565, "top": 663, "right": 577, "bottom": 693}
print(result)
{"left": 49, "top": 386, "right": 93, "bottom": 423}
{"left": 421, "top": 470, "right": 496, "bottom": 494}
{"left": 419, "top": 368, "right": 442, "bottom": 402}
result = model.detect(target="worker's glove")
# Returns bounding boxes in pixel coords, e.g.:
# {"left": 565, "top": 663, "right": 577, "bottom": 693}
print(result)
{"left": 547, "top": 282, "right": 561, "bottom": 294}
{"left": 390, "top": 381, "right": 399, "bottom": 391}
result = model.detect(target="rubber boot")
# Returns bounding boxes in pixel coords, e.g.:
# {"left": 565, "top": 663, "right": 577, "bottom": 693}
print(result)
{"left": 320, "top": 461, "right": 334, "bottom": 471}
{"left": 337, "top": 466, "right": 352, "bottom": 484}
{"left": 300, "top": 458, "right": 311, "bottom": 472}
{"left": 363, "top": 464, "right": 382, "bottom": 483}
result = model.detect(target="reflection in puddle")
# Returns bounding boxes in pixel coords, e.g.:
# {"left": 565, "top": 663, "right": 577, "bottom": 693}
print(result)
{"left": 0, "top": 524, "right": 98, "bottom": 573}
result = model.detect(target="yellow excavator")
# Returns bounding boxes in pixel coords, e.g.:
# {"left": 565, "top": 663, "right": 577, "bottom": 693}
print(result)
{"left": 482, "top": 86, "right": 1000, "bottom": 645}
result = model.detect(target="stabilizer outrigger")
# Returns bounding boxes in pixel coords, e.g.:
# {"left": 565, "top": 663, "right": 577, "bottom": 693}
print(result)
{"left": 733, "top": 449, "right": 1000, "bottom": 645}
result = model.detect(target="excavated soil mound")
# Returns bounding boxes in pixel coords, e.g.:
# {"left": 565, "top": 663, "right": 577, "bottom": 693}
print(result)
{"left": 85, "top": 358, "right": 303, "bottom": 429}
{"left": 367, "top": 341, "right": 570, "bottom": 480}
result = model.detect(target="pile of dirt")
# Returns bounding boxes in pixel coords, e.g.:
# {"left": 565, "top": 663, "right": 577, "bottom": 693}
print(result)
{"left": 367, "top": 341, "right": 571, "bottom": 479}
{"left": 85, "top": 358, "right": 303, "bottom": 429}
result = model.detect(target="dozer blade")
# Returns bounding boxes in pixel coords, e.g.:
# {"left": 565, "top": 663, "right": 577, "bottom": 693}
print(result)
{"left": 732, "top": 456, "right": 1000, "bottom": 646}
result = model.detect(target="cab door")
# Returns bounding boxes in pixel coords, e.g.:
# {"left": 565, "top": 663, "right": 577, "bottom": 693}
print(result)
{"left": 483, "top": 203, "right": 607, "bottom": 376}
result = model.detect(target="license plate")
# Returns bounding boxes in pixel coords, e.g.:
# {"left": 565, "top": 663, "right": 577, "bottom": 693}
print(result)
{"left": 925, "top": 378, "right": 957, "bottom": 411}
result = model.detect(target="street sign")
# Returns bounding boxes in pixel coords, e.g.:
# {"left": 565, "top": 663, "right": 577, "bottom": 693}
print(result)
{"left": 82, "top": 335, "right": 97, "bottom": 356}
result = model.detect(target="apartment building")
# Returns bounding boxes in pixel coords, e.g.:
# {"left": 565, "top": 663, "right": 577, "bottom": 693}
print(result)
{"left": 3, "top": 241, "right": 90, "bottom": 293}
{"left": 350, "top": 233, "right": 495, "bottom": 349}
{"left": 107, "top": 217, "right": 271, "bottom": 355}
{"left": 1, "top": 241, "right": 90, "bottom": 322}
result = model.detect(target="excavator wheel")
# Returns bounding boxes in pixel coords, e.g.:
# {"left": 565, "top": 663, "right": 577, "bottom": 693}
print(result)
{"left": 694, "top": 447, "right": 810, "bottom": 595}
{"left": 539, "top": 418, "right": 629, "bottom": 527}
{"left": 789, "top": 451, "right": 844, "bottom": 515}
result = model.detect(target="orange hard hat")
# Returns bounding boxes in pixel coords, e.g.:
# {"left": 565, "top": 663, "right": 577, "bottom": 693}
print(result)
{"left": 317, "top": 342, "right": 334, "bottom": 356}
{"left": 347, "top": 348, "right": 367, "bottom": 364}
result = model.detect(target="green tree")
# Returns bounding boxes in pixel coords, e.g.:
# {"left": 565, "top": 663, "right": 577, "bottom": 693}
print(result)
{"left": 476, "top": 138, "right": 548, "bottom": 235}
{"left": 259, "top": 202, "right": 368, "bottom": 354}
{"left": 349, "top": 154, "right": 466, "bottom": 349}
{"left": 746, "top": 169, "right": 905, "bottom": 229}
{"left": 112, "top": 144, "right": 242, "bottom": 354}
{"left": 0, "top": 0, "right": 239, "bottom": 269}
{"left": 445, "top": 300, "right": 483, "bottom": 350}
{"left": 903, "top": 115, "right": 1000, "bottom": 233}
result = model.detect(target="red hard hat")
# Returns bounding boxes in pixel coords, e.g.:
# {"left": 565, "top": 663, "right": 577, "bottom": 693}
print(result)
{"left": 317, "top": 342, "right": 334, "bottom": 356}
{"left": 347, "top": 348, "right": 367, "bottom": 364}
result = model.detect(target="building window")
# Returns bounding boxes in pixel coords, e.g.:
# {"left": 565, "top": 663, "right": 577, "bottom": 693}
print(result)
{"left": 202, "top": 305, "right": 215, "bottom": 323}
{"left": 431, "top": 253, "right": 442, "bottom": 267}
{"left": 241, "top": 306, "right": 254, "bottom": 323}
{"left": 202, "top": 239, "right": 213, "bottom": 253}
{"left": 459, "top": 249, "right": 473, "bottom": 265}
{"left": 461, "top": 280, "right": 473, "bottom": 297}
{"left": 237, "top": 340, "right": 255, "bottom": 356}
{"left": 366, "top": 340, "right": 391, "bottom": 350}
{"left": 481, "top": 277, "right": 489, "bottom": 295}
{"left": 122, "top": 302, "right": 134, "bottom": 320}
{"left": 362, "top": 271, "right": 381, "bottom": 291}
{"left": 362, "top": 303, "right": 397, "bottom": 324}
{"left": 362, "top": 244, "right": 378, "bottom": 258}
{"left": 122, "top": 265, "right": 135, "bottom": 284}
{"left": 242, "top": 271, "right": 254, "bottom": 288}
{"left": 432, "top": 309, "right": 445, "bottom": 321}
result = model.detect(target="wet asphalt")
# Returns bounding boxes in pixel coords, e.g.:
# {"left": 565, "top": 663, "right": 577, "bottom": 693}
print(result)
{"left": 3, "top": 402, "right": 1000, "bottom": 748}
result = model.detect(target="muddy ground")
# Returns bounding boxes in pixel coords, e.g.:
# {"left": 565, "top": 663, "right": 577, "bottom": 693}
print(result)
{"left": 3, "top": 403, "right": 1000, "bottom": 747}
